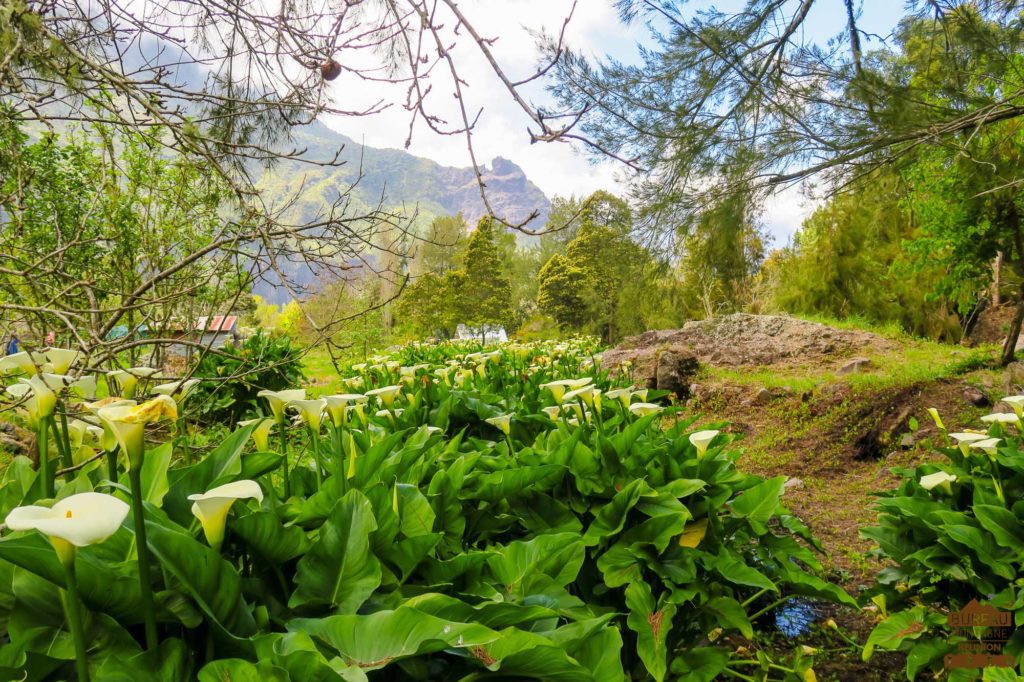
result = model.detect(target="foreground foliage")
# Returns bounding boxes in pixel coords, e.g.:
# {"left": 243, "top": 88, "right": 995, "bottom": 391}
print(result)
{"left": 0, "top": 339, "right": 852, "bottom": 680}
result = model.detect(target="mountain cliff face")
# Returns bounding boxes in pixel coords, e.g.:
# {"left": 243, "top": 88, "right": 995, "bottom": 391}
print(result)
{"left": 253, "top": 121, "right": 551, "bottom": 302}
{"left": 278, "top": 121, "right": 551, "bottom": 228}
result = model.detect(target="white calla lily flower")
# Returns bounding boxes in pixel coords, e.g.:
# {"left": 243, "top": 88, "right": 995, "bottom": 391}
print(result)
{"left": 5, "top": 492, "right": 129, "bottom": 563}
{"left": 541, "top": 405, "right": 561, "bottom": 420}
{"left": 949, "top": 432, "right": 987, "bottom": 454}
{"left": 981, "top": 413, "right": 1019, "bottom": 425}
{"left": 919, "top": 471, "right": 957, "bottom": 493}
{"left": 96, "top": 395, "right": 177, "bottom": 468}
{"left": 288, "top": 398, "right": 327, "bottom": 432}
{"left": 324, "top": 394, "right": 368, "bottom": 427}
{"left": 44, "top": 348, "right": 80, "bottom": 374}
{"left": 0, "top": 351, "right": 36, "bottom": 376}
{"left": 238, "top": 418, "right": 275, "bottom": 452}
{"left": 968, "top": 437, "right": 1002, "bottom": 456}
{"left": 925, "top": 407, "right": 945, "bottom": 430}
{"left": 152, "top": 378, "right": 201, "bottom": 405}
{"left": 1001, "top": 396, "right": 1024, "bottom": 418}
{"left": 257, "top": 389, "right": 307, "bottom": 423}
{"left": 109, "top": 367, "right": 158, "bottom": 399}
{"left": 366, "top": 385, "right": 402, "bottom": 408}
{"left": 604, "top": 388, "right": 632, "bottom": 407}
{"left": 689, "top": 430, "right": 720, "bottom": 458}
{"left": 485, "top": 414, "right": 513, "bottom": 436}
{"left": 188, "top": 480, "right": 263, "bottom": 549}
{"left": 629, "top": 402, "right": 663, "bottom": 417}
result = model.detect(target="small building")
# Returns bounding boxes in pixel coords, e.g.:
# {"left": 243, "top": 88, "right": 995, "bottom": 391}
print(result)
{"left": 195, "top": 315, "right": 240, "bottom": 349}
{"left": 455, "top": 324, "right": 507, "bottom": 344}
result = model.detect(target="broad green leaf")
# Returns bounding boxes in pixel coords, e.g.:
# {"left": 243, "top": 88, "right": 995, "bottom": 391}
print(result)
{"left": 139, "top": 443, "right": 172, "bottom": 507}
{"left": 0, "top": 533, "right": 143, "bottom": 624}
{"left": 729, "top": 476, "right": 786, "bottom": 534}
{"left": 704, "top": 596, "right": 753, "bottom": 638}
{"left": 232, "top": 511, "right": 312, "bottom": 563}
{"left": 625, "top": 580, "right": 676, "bottom": 682}
{"left": 487, "top": 533, "right": 585, "bottom": 599}
{"left": 92, "top": 638, "right": 192, "bottom": 681}
{"left": 144, "top": 507, "right": 257, "bottom": 636}
{"left": 163, "top": 423, "right": 255, "bottom": 525}
{"left": 290, "top": 490, "right": 382, "bottom": 612}
{"left": 290, "top": 607, "right": 498, "bottom": 671}
{"left": 669, "top": 647, "right": 730, "bottom": 682}
{"left": 707, "top": 551, "right": 776, "bottom": 591}
{"left": 197, "top": 659, "right": 289, "bottom": 682}
{"left": 863, "top": 607, "right": 928, "bottom": 660}
{"left": 973, "top": 504, "right": 1024, "bottom": 551}
{"left": 582, "top": 479, "right": 653, "bottom": 546}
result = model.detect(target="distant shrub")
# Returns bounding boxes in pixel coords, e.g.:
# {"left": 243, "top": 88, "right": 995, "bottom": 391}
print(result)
{"left": 189, "top": 331, "right": 305, "bottom": 424}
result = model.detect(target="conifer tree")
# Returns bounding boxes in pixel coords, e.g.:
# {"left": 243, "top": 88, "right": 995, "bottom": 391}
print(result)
{"left": 460, "top": 216, "right": 512, "bottom": 337}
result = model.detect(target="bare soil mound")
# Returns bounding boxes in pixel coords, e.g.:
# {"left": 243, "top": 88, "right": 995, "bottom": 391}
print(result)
{"left": 611, "top": 313, "right": 895, "bottom": 368}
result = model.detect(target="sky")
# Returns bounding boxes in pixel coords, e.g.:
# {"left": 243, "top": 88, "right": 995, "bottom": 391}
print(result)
{"left": 321, "top": 0, "right": 907, "bottom": 245}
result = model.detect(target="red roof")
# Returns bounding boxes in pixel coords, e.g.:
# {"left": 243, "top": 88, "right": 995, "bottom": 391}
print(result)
{"left": 196, "top": 315, "right": 238, "bottom": 332}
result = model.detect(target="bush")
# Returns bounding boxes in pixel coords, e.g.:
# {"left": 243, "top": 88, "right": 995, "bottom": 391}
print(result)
{"left": 189, "top": 331, "right": 305, "bottom": 424}
{"left": 862, "top": 408, "right": 1024, "bottom": 678}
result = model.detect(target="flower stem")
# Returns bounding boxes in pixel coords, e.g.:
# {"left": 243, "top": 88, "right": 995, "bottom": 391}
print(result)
{"left": 38, "top": 416, "right": 53, "bottom": 498}
{"left": 128, "top": 465, "right": 158, "bottom": 650}
{"left": 308, "top": 426, "right": 323, "bottom": 490}
{"left": 106, "top": 447, "right": 119, "bottom": 483}
{"left": 278, "top": 426, "right": 290, "bottom": 499}
{"left": 54, "top": 406, "right": 74, "bottom": 474}
{"left": 61, "top": 558, "right": 90, "bottom": 681}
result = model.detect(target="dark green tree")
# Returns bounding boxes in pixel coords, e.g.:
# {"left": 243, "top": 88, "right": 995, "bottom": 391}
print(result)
{"left": 537, "top": 255, "right": 590, "bottom": 329}
{"left": 459, "top": 216, "right": 512, "bottom": 337}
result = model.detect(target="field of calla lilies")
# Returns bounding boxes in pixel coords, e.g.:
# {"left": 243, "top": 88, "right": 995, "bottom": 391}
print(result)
{"left": 0, "top": 338, "right": 1022, "bottom": 680}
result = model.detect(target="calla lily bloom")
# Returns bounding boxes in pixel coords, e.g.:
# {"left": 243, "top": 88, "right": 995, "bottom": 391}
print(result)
{"left": 238, "top": 418, "right": 275, "bottom": 452}
{"left": 629, "top": 402, "right": 663, "bottom": 418}
{"left": 0, "top": 351, "right": 37, "bottom": 375}
{"left": 540, "top": 380, "right": 572, "bottom": 403}
{"left": 604, "top": 388, "right": 632, "bottom": 407}
{"left": 968, "top": 437, "right": 1002, "bottom": 456}
{"left": 485, "top": 414, "right": 513, "bottom": 436}
{"left": 632, "top": 389, "right": 649, "bottom": 402}
{"left": 919, "top": 471, "right": 956, "bottom": 493}
{"left": 152, "top": 378, "right": 201, "bottom": 405}
{"left": 109, "top": 367, "right": 158, "bottom": 399}
{"left": 562, "top": 384, "right": 596, "bottom": 407}
{"left": 689, "top": 430, "right": 720, "bottom": 458}
{"left": 44, "top": 348, "right": 80, "bottom": 374}
{"left": 949, "top": 432, "right": 987, "bottom": 455}
{"left": 70, "top": 374, "right": 97, "bottom": 400}
{"left": 288, "top": 398, "right": 326, "bottom": 432}
{"left": 375, "top": 408, "right": 404, "bottom": 419}
{"left": 257, "top": 388, "right": 307, "bottom": 423}
{"left": 96, "top": 395, "right": 177, "bottom": 468}
{"left": 6, "top": 492, "right": 129, "bottom": 562}
{"left": 367, "top": 385, "right": 402, "bottom": 408}
{"left": 324, "top": 394, "right": 368, "bottom": 427}
{"left": 541, "top": 405, "right": 562, "bottom": 420}
{"left": 11, "top": 374, "right": 60, "bottom": 427}
{"left": 981, "top": 413, "right": 1019, "bottom": 425}
{"left": 1001, "top": 396, "right": 1024, "bottom": 418}
{"left": 926, "top": 408, "right": 945, "bottom": 430}
{"left": 188, "top": 480, "right": 263, "bottom": 549}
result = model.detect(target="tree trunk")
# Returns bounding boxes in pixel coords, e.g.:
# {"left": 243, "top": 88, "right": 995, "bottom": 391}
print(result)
{"left": 1000, "top": 285, "right": 1024, "bottom": 366}
{"left": 993, "top": 251, "right": 1003, "bottom": 306}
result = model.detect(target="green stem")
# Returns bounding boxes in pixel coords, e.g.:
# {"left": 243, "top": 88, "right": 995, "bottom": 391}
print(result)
{"left": 308, "top": 427, "right": 323, "bottom": 489}
{"left": 106, "top": 447, "right": 119, "bottom": 483}
{"left": 54, "top": 406, "right": 74, "bottom": 474}
{"left": 128, "top": 465, "right": 158, "bottom": 650}
{"left": 278, "top": 426, "right": 290, "bottom": 499}
{"left": 61, "top": 559, "right": 90, "bottom": 681}
{"left": 38, "top": 416, "right": 53, "bottom": 498}
{"left": 741, "top": 587, "right": 770, "bottom": 608}
{"left": 748, "top": 595, "right": 792, "bottom": 622}
{"left": 178, "top": 419, "right": 191, "bottom": 466}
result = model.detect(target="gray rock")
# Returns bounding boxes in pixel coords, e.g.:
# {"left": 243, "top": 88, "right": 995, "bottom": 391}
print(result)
{"left": 749, "top": 387, "right": 772, "bottom": 405}
{"left": 962, "top": 386, "right": 990, "bottom": 407}
{"left": 837, "top": 357, "right": 872, "bottom": 375}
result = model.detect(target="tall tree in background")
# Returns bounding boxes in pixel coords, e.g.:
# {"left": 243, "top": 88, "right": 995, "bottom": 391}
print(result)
{"left": 460, "top": 217, "right": 512, "bottom": 337}
{"left": 537, "top": 255, "right": 590, "bottom": 330}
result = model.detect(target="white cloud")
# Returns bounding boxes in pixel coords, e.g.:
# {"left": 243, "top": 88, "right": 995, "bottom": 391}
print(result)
{"left": 320, "top": 0, "right": 638, "bottom": 201}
